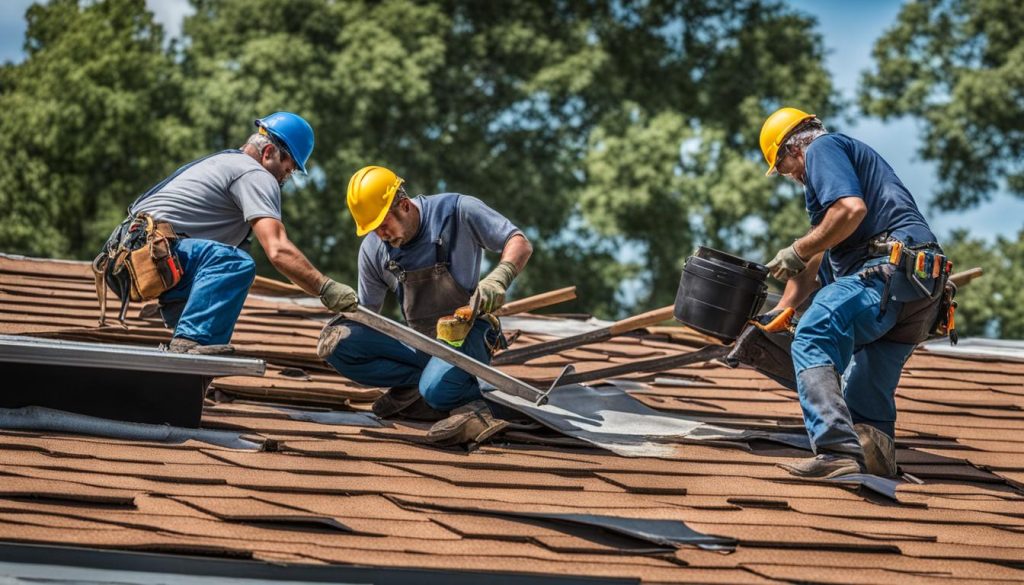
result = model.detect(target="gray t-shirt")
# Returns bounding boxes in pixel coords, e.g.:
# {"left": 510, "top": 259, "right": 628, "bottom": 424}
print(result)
{"left": 357, "top": 193, "right": 522, "bottom": 312}
{"left": 131, "top": 150, "right": 282, "bottom": 247}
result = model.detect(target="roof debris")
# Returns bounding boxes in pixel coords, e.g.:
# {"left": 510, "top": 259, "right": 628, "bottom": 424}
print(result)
{"left": 1, "top": 253, "right": 1023, "bottom": 582}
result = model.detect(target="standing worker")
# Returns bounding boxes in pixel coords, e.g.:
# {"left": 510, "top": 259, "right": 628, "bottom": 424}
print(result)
{"left": 96, "top": 113, "right": 357, "bottom": 353}
{"left": 318, "top": 166, "right": 532, "bottom": 442}
{"left": 759, "top": 107, "right": 951, "bottom": 478}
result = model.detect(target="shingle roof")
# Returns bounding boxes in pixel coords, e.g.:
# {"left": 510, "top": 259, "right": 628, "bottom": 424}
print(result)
{"left": 1, "top": 253, "right": 1023, "bottom": 583}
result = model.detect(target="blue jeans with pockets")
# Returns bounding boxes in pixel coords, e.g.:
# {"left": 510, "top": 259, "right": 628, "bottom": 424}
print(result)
{"left": 791, "top": 258, "right": 916, "bottom": 455}
{"left": 325, "top": 318, "right": 499, "bottom": 411}
{"left": 158, "top": 238, "right": 256, "bottom": 345}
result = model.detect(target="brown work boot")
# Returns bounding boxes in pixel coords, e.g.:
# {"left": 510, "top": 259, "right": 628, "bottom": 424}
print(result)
{"left": 856, "top": 424, "right": 898, "bottom": 477}
{"left": 778, "top": 454, "right": 862, "bottom": 479}
{"left": 317, "top": 321, "right": 352, "bottom": 360}
{"left": 167, "top": 337, "right": 199, "bottom": 353}
{"left": 426, "top": 400, "right": 508, "bottom": 446}
{"left": 166, "top": 337, "right": 235, "bottom": 355}
{"left": 371, "top": 386, "right": 449, "bottom": 421}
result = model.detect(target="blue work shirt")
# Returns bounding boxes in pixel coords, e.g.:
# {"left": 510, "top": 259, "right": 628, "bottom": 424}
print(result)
{"left": 803, "top": 133, "right": 936, "bottom": 276}
{"left": 357, "top": 193, "right": 522, "bottom": 311}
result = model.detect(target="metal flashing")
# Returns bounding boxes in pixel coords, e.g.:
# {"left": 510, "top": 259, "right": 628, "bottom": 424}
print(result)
{"left": 0, "top": 335, "right": 265, "bottom": 377}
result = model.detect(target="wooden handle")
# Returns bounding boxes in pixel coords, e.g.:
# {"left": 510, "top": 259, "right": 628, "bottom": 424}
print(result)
{"left": 608, "top": 305, "right": 675, "bottom": 335}
{"left": 493, "top": 286, "right": 577, "bottom": 317}
{"left": 251, "top": 275, "right": 305, "bottom": 295}
{"left": 949, "top": 267, "right": 983, "bottom": 288}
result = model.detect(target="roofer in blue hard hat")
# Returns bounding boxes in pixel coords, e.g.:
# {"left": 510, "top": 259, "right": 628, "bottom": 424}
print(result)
{"left": 94, "top": 112, "right": 357, "bottom": 354}
{"left": 757, "top": 107, "right": 957, "bottom": 479}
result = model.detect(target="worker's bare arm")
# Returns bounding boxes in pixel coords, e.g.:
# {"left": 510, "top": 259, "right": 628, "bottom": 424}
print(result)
{"left": 501, "top": 233, "right": 533, "bottom": 272}
{"left": 793, "top": 196, "right": 866, "bottom": 260}
{"left": 250, "top": 217, "right": 327, "bottom": 296}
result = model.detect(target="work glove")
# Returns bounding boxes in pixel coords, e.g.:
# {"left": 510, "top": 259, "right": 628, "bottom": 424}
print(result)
{"left": 751, "top": 307, "right": 795, "bottom": 333}
{"left": 474, "top": 261, "right": 519, "bottom": 313}
{"left": 319, "top": 278, "right": 357, "bottom": 313}
{"left": 766, "top": 244, "right": 806, "bottom": 282}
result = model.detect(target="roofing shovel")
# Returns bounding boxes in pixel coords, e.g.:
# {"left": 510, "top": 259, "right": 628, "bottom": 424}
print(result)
{"left": 344, "top": 306, "right": 559, "bottom": 405}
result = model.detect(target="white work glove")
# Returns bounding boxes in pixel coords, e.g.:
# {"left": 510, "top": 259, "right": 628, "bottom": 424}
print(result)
{"left": 766, "top": 244, "right": 807, "bottom": 282}
{"left": 319, "top": 278, "right": 357, "bottom": 313}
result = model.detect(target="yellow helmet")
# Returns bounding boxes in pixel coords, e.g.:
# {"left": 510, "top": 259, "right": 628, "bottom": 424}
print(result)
{"left": 347, "top": 166, "right": 405, "bottom": 236}
{"left": 759, "top": 107, "right": 816, "bottom": 176}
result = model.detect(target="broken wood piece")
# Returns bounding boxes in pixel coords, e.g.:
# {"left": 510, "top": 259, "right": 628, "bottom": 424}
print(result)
{"left": 251, "top": 275, "right": 305, "bottom": 296}
{"left": 949, "top": 267, "right": 982, "bottom": 288}
{"left": 492, "top": 304, "right": 674, "bottom": 366}
{"left": 493, "top": 286, "right": 576, "bottom": 317}
{"left": 553, "top": 343, "right": 732, "bottom": 386}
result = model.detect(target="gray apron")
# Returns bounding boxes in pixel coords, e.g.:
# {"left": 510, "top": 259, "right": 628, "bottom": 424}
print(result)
{"left": 386, "top": 214, "right": 470, "bottom": 337}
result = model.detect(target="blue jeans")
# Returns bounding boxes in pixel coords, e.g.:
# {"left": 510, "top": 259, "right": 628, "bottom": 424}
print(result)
{"left": 158, "top": 239, "right": 256, "bottom": 345}
{"left": 791, "top": 263, "right": 915, "bottom": 454}
{"left": 324, "top": 318, "right": 499, "bottom": 411}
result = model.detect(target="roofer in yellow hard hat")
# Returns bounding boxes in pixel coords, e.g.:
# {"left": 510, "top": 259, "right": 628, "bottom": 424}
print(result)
{"left": 757, "top": 107, "right": 953, "bottom": 479}
{"left": 317, "top": 166, "right": 533, "bottom": 442}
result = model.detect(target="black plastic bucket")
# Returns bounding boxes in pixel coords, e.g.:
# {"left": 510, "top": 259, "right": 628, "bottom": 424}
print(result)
{"left": 673, "top": 246, "right": 769, "bottom": 342}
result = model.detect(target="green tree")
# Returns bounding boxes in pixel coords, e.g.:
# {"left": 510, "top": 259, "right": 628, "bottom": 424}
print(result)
{"left": 859, "top": 0, "right": 1024, "bottom": 211}
{"left": 0, "top": 0, "right": 191, "bottom": 258}
{"left": 181, "top": 0, "right": 838, "bottom": 315}
{"left": 943, "top": 230, "right": 1024, "bottom": 338}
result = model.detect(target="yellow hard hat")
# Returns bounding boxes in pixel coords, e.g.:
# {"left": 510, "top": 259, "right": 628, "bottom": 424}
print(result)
{"left": 347, "top": 166, "right": 405, "bottom": 236}
{"left": 759, "top": 107, "right": 816, "bottom": 176}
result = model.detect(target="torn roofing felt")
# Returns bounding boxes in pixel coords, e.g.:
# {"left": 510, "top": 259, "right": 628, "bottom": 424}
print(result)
{"left": 389, "top": 495, "right": 737, "bottom": 552}
{"left": 3, "top": 253, "right": 1024, "bottom": 583}
{"left": 483, "top": 381, "right": 810, "bottom": 458}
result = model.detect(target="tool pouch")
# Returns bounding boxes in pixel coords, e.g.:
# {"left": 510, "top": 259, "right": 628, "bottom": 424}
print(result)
{"left": 870, "top": 244, "right": 956, "bottom": 345}
{"left": 929, "top": 281, "right": 958, "bottom": 345}
{"left": 124, "top": 215, "right": 182, "bottom": 302}
{"left": 883, "top": 291, "right": 942, "bottom": 345}
{"left": 92, "top": 212, "right": 182, "bottom": 325}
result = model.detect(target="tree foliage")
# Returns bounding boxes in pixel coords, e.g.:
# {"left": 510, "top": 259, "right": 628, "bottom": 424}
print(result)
{"left": 0, "top": 0, "right": 191, "bottom": 257}
{"left": 942, "top": 229, "right": 1024, "bottom": 339}
{"left": 859, "top": 0, "right": 1024, "bottom": 211}
{"left": 1, "top": 0, "right": 838, "bottom": 318}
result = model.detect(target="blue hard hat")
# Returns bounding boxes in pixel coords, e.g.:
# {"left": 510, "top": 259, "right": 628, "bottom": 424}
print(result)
{"left": 254, "top": 112, "right": 314, "bottom": 174}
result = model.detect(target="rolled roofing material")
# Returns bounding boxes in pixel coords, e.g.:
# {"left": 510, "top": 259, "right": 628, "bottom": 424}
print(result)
{"left": 0, "top": 406, "right": 263, "bottom": 450}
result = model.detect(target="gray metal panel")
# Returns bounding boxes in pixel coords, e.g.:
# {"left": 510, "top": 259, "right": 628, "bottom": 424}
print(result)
{"left": 0, "top": 335, "right": 265, "bottom": 377}
{"left": 344, "top": 307, "right": 546, "bottom": 403}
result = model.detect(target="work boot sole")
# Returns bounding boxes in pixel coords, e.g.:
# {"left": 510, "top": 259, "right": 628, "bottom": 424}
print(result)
{"left": 426, "top": 411, "right": 482, "bottom": 445}
{"left": 371, "top": 385, "right": 422, "bottom": 418}
{"left": 856, "top": 424, "right": 898, "bottom": 477}
{"left": 317, "top": 323, "right": 351, "bottom": 360}
{"left": 427, "top": 410, "right": 507, "bottom": 446}
{"left": 777, "top": 459, "right": 861, "bottom": 479}
{"left": 187, "top": 344, "right": 235, "bottom": 355}
{"left": 473, "top": 419, "right": 509, "bottom": 444}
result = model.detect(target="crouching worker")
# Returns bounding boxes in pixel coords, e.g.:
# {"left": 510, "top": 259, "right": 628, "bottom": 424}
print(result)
{"left": 318, "top": 166, "right": 532, "bottom": 443}
{"left": 94, "top": 113, "right": 357, "bottom": 353}
{"left": 758, "top": 108, "right": 955, "bottom": 479}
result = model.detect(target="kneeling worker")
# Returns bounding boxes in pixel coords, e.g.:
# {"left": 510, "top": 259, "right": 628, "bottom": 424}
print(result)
{"left": 97, "top": 113, "right": 357, "bottom": 352}
{"left": 319, "top": 166, "right": 532, "bottom": 437}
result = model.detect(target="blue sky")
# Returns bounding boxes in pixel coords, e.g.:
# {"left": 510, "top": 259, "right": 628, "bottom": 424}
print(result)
{"left": 1, "top": 0, "right": 1021, "bottom": 241}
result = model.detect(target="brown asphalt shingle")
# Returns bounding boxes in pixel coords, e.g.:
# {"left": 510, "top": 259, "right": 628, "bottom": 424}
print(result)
{"left": 2, "top": 253, "right": 1024, "bottom": 583}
